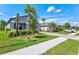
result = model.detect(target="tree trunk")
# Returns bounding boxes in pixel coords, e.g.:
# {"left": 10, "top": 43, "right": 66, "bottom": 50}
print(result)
{"left": 16, "top": 13, "right": 19, "bottom": 36}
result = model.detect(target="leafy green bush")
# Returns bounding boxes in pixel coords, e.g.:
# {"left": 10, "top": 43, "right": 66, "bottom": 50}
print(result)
{"left": 6, "top": 28, "right": 11, "bottom": 31}
{"left": 7, "top": 31, "right": 15, "bottom": 37}
{"left": 7, "top": 30, "right": 27, "bottom": 37}
{"left": 19, "top": 30, "right": 27, "bottom": 35}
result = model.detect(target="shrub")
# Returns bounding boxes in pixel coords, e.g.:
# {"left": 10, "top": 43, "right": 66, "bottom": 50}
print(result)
{"left": 7, "top": 31, "right": 15, "bottom": 37}
{"left": 6, "top": 28, "right": 11, "bottom": 31}
{"left": 7, "top": 30, "right": 27, "bottom": 37}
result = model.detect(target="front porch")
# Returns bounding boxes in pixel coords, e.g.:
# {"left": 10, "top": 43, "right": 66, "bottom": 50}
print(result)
{"left": 10, "top": 22, "right": 28, "bottom": 30}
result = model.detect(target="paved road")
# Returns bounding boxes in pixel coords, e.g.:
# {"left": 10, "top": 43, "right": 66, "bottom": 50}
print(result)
{"left": 4, "top": 37, "right": 68, "bottom": 55}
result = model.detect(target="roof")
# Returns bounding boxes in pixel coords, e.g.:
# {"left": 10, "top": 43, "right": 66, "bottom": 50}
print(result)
{"left": 6, "top": 15, "right": 28, "bottom": 25}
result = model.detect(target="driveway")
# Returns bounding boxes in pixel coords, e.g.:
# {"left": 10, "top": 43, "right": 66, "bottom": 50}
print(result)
{"left": 39, "top": 32, "right": 79, "bottom": 41}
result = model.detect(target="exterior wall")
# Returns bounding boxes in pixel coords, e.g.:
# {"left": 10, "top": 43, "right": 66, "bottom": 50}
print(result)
{"left": 9, "top": 16, "right": 29, "bottom": 30}
{"left": 40, "top": 27, "right": 53, "bottom": 31}
{"left": 5, "top": 23, "right": 10, "bottom": 29}
{"left": 41, "top": 27, "right": 50, "bottom": 31}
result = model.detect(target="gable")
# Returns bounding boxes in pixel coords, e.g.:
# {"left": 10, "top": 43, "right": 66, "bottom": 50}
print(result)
{"left": 6, "top": 15, "right": 28, "bottom": 25}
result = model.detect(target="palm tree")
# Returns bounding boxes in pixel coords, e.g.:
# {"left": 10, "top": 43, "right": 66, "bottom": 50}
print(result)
{"left": 42, "top": 18, "right": 46, "bottom": 31}
{"left": 16, "top": 13, "right": 19, "bottom": 36}
{"left": 24, "top": 5, "right": 38, "bottom": 34}
{"left": 49, "top": 22, "right": 57, "bottom": 32}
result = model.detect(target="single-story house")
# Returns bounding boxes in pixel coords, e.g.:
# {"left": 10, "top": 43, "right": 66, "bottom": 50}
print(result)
{"left": 39, "top": 22, "right": 53, "bottom": 31}
{"left": 5, "top": 15, "right": 41, "bottom": 31}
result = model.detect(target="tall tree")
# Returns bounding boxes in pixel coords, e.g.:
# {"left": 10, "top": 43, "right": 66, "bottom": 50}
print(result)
{"left": 49, "top": 22, "right": 57, "bottom": 32}
{"left": 0, "top": 20, "right": 6, "bottom": 30}
{"left": 24, "top": 5, "right": 38, "bottom": 34}
{"left": 63, "top": 22, "right": 71, "bottom": 29}
{"left": 16, "top": 13, "right": 19, "bottom": 36}
{"left": 42, "top": 18, "right": 46, "bottom": 31}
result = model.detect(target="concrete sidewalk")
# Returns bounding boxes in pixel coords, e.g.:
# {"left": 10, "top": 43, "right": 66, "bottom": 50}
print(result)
{"left": 4, "top": 37, "right": 68, "bottom": 55}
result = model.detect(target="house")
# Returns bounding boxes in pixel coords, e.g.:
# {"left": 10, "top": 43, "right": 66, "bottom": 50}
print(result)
{"left": 5, "top": 15, "right": 41, "bottom": 31}
{"left": 39, "top": 22, "right": 53, "bottom": 31}
{"left": 5, "top": 15, "right": 29, "bottom": 30}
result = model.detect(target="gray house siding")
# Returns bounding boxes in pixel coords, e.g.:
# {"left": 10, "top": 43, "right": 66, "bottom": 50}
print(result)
{"left": 6, "top": 16, "right": 29, "bottom": 30}
{"left": 5, "top": 15, "right": 42, "bottom": 31}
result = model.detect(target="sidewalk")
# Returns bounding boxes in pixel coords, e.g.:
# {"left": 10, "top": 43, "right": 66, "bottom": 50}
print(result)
{"left": 4, "top": 37, "right": 68, "bottom": 55}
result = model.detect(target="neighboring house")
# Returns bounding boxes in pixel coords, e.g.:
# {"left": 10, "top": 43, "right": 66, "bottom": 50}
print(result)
{"left": 39, "top": 22, "right": 53, "bottom": 31}
{"left": 5, "top": 15, "right": 29, "bottom": 30}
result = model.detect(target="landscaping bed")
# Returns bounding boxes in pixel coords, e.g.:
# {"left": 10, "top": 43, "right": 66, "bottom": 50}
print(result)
{"left": 43, "top": 39, "right": 79, "bottom": 55}
{"left": 0, "top": 31, "right": 57, "bottom": 54}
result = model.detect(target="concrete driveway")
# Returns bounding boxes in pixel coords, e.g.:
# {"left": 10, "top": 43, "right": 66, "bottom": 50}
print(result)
{"left": 39, "top": 31, "right": 79, "bottom": 41}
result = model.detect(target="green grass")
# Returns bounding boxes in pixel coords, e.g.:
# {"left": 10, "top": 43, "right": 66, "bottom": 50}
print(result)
{"left": 47, "top": 31, "right": 70, "bottom": 35}
{"left": 76, "top": 33, "right": 79, "bottom": 36}
{"left": 43, "top": 39, "right": 79, "bottom": 55}
{"left": 0, "top": 31, "right": 57, "bottom": 54}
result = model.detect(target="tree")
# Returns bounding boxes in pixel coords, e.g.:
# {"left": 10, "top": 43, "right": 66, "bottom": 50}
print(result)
{"left": 63, "top": 22, "right": 71, "bottom": 29}
{"left": 42, "top": 18, "right": 46, "bottom": 31}
{"left": 0, "top": 20, "right": 6, "bottom": 30}
{"left": 56, "top": 25, "right": 64, "bottom": 31}
{"left": 15, "top": 13, "right": 19, "bottom": 36}
{"left": 24, "top": 5, "right": 38, "bottom": 34}
{"left": 49, "top": 22, "right": 57, "bottom": 32}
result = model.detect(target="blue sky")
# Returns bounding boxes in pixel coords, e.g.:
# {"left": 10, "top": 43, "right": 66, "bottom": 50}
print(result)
{"left": 0, "top": 4, "right": 79, "bottom": 26}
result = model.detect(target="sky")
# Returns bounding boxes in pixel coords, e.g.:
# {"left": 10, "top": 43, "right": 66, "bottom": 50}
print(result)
{"left": 0, "top": 4, "right": 79, "bottom": 26}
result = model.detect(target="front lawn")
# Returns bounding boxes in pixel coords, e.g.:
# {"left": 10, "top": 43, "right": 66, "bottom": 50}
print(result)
{"left": 43, "top": 39, "right": 79, "bottom": 55}
{"left": 48, "top": 31, "right": 70, "bottom": 35}
{"left": 76, "top": 33, "right": 79, "bottom": 36}
{"left": 0, "top": 31, "right": 57, "bottom": 54}
{"left": 53, "top": 31, "right": 70, "bottom": 35}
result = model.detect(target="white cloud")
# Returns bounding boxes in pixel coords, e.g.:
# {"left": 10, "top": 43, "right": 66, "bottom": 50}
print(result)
{"left": 47, "top": 6, "right": 55, "bottom": 12}
{"left": 56, "top": 9, "right": 61, "bottom": 13}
